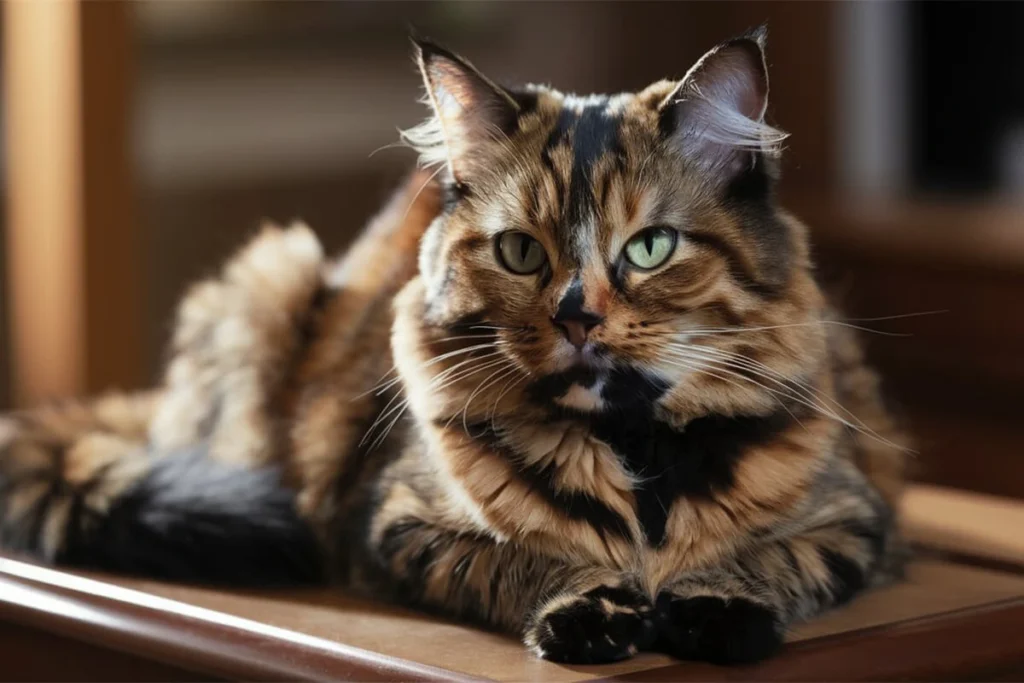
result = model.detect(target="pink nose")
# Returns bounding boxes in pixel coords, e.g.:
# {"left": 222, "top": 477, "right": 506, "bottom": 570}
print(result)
{"left": 555, "top": 319, "right": 596, "bottom": 349}
{"left": 553, "top": 278, "right": 604, "bottom": 349}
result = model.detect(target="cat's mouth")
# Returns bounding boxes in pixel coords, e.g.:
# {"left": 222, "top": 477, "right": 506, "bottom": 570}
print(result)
{"left": 525, "top": 364, "right": 669, "bottom": 414}
{"left": 552, "top": 339, "right": 614, "bottom": 373}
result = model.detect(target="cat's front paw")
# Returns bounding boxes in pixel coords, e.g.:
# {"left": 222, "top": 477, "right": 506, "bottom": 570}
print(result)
{"left": 526, "top": 584, "right": 656, "bottom": 664}
{"left": 655, "top": 594, "right": 781, "bottom": 665}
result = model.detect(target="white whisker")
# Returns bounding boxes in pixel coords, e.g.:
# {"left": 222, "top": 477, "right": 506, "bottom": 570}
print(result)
{"left": 661, "top": 346, "right": 908, "bottom": 452}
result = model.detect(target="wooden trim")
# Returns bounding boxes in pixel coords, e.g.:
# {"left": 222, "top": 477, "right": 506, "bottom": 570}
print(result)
{"left": 2, "top": 0, "right": 87, "bottom": 405}
{"left": 0, "top": 558, "right": 480, "bottom": 682}
{"left": 2, "top": 554, "right": 1023, "bottom": 681}
{"left": 0, "top": 620, "right": 218, "bottom": 682}
{"left": 609, "top": 599, "right": 1024, "bottom": 682}
{"left": 2, "top": 0, "right": 143, "bottom": 407}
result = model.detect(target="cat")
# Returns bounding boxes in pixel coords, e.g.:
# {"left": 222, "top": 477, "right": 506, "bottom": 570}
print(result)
{"left": 0, "top": 29, "right": 908, "bottom": 665}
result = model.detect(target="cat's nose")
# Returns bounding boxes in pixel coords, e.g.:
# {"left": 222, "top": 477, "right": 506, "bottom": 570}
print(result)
{"left": 553, "top": 277, "right": 605, "bottom": 349}
{"left": 552, "top": 314, "right": 603, "bottom": 349}
{"left": 552, "top": 296, "right": 604, "bottom": 349}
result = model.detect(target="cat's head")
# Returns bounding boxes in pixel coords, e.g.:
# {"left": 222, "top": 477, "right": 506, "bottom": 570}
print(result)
{"left": 394, "top": 30, "right": 828, "bottom": 423}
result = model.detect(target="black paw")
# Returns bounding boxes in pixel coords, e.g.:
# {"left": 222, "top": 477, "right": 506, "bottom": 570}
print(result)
{"left": 655, "top": 594, "right": 782, "bottom": 665}
{"left": 527, "top": 585, "right": 656, "bottom": 664}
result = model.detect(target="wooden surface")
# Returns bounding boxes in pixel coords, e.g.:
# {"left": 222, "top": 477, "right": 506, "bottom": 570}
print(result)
{"left": 903, "top": 484, "right": 1024, "bottom": 568}
{"left": 1, "top": 484, "right": 1022, "bottom": 681}
{"left": 0, "top": 557, "right": 1021, "bottom": 682}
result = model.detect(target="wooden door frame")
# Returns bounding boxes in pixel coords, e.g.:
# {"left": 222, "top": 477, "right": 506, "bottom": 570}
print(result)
{"left": 2, "top": 0, "right": 142, "bottom": 407}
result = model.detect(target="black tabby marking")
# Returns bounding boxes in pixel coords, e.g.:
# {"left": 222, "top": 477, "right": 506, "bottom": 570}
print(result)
{"left": 543, "top": 100, "right": 623, "bottom": 255}
{"left": 442, "top": 420, "right": 634, "bottom": 541}
{"left": 590, "top": 407, "right": 793, "bottom": 546}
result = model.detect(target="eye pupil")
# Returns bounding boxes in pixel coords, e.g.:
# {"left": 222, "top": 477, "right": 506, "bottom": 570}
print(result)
{"left": 623, "top": 227, "right": 677, "bottom": 270}
{"left": 497, "top": 231, "right": 548, "bottom": 275}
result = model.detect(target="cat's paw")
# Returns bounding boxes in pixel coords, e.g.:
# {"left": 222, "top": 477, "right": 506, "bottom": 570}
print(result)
{"left": 526, "top": 584, "right": 656, "bottom": 664}
{"left": 655, "top": 594, "right": 781, "bottom": 665}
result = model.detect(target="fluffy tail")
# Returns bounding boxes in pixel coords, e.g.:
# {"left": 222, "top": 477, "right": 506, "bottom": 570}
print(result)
{"left": 0, "top": 172, "right": 443, "bottom": 585}
{"left": 0, "top": 396, "right": 322, "bottom": 586}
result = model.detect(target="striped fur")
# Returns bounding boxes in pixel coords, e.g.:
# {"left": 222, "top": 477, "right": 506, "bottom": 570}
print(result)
{"left": 0, "top": 32, "right": 908, "bottom": 666}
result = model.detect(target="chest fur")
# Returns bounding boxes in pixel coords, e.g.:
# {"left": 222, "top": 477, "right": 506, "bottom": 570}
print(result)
{"left": 435, "top": 406, "right": 811, "bottom": 572}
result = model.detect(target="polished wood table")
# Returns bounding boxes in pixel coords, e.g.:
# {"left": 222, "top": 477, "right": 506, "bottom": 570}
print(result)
{"left": 3, "top": 485, "right": 1023, "bottom": 682}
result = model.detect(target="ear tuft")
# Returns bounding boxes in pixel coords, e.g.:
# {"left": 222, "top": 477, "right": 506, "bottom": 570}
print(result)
{"left": 745, "top": 23, "right": 769, "bottom": 50}
{"left": 658, "top": 29, "right": 787, "bottom": 186}
{"left": 402, "top": 38, "right": 520, "bottom": 182}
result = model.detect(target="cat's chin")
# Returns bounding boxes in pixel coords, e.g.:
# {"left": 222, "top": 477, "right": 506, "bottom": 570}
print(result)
{"left": 553, "top": 378, "right": 608, "bottom": 413}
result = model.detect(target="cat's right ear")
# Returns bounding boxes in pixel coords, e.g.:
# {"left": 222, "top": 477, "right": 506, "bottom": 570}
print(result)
{"left": 405, "top": 39, "right": 520, "bottom": 183}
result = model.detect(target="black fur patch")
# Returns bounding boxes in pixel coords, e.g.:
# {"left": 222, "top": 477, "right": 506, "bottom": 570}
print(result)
{"left": 600, "top": 366, "right": 670, "bottom": 406}
{"left": 543, "top": 100, "right": 622, "bottom": 260}
{"left": 820, "top": 549, "right": 867, "bottom": 607}
{"left": 59, "top": 447, "right": 323, "bottom": 586}
{"left": 553, "top": 277, "right": 602, "bottom": 328}
{"left": 655, "top": 594, "right": 782, "bottom": 665}
{"left": 590, "top": 407, "right": 793, "bottom": 546}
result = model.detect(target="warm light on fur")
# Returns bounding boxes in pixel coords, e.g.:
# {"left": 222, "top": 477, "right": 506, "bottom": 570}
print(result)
{"left": 0, "top": 31, "right": 907, "bottom": 667}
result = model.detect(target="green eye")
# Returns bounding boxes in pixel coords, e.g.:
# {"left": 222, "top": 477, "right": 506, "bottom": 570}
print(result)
{"left": 497, "top": 231, "right": 547, "bottom": 274}
{"left": 624, "top": 227, "right": 677, "bottom": 270}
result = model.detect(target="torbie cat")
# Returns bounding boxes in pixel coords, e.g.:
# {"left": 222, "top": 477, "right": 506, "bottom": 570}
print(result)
{"left": 0, "top": 29, "right": 907, "bottom": 665}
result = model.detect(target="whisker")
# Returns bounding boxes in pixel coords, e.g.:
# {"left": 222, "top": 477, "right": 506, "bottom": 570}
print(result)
{"left": 665, "top": 342, "right": 871, "bottom": 430}
{"left": 686, "top": 310, "right": 946, "bottom": 339}
{"left": 401, "top": 163, "right": 446, "bottom": 225}
{"left": 361, "top": 350, "right": 508, "bottom": 448}
{"left": 352, "top": 340, "right": 499, "bottom": 400}
{"left": 455, "top": 362, "right": 518, "bottom": 432}
{"left": 660, "top": 347, "right": 908, "bottom": 451}
{"left": 659, "top": 354, "right": 808, "bottom": 432}
{"left": 489, "top": 372, "right": 528, "bottom": 422}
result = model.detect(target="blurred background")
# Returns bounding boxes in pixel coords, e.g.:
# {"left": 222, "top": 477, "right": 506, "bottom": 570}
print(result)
{"left": 0, "top": 1, "right": 1020, "bottom": 498}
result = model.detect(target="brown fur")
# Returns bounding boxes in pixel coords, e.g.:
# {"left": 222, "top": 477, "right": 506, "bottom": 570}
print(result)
{"left": 0, "top": 33, "right": 907, "bottom": 666}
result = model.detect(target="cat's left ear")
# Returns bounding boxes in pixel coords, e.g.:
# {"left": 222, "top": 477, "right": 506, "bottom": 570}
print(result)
{"left": 407, "top": 39, "right": 521, "bottom": 182}
{"left": 654, "top": 27, "right": 787, "bottom": 185}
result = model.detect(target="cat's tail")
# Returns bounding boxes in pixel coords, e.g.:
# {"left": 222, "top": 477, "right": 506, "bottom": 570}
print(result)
{"left": 0, "top": 395, "right": 322, "bottom": 585}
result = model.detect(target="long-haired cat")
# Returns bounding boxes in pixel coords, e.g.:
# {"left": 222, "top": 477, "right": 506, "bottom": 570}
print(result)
{"left": 0, "top": 30, "right": 907, "bottom": 665}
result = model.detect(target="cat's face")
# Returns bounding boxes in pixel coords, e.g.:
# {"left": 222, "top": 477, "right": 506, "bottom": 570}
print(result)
{"left": 397, "top": 34, "right": 827, "bottom": 421}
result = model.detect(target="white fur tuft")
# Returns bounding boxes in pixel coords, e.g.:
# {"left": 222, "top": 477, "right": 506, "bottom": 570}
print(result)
{"left": 400, "top": 100, "right": 450, "bottom": 170}
{"left": 692, "top": 94, "right": 789, "bottom": 155}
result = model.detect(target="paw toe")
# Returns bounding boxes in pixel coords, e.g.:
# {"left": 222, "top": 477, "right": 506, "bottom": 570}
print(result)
{"left": 530, "top": 586, "right": 656, "bottom": 664}
{"left": 656, "top": 595, "right": 781, "bottom": 665}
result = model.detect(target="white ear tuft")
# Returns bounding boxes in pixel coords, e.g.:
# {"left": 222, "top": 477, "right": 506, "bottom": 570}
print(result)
{"left": 659, "top": 30, "right": 788, "bottom": 183}
{"left": 402, "top": 39, "right": 520, "bottom": 183}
